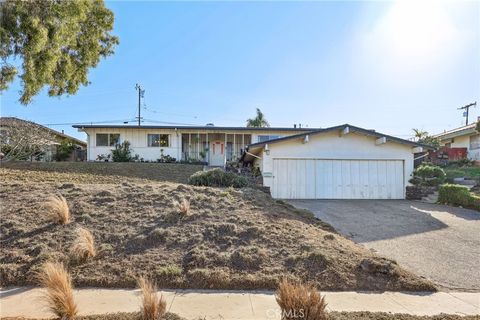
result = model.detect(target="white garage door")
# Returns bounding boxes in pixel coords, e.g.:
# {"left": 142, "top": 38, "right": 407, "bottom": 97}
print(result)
{"left": 272, "top": 159, "right": 404, "bottom": 199}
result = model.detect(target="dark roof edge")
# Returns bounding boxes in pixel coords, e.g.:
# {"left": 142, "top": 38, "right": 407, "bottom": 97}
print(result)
{"left": 246, "top": 124, "right": 433, "bottom": 150}
{"left": 72, "top": 124, "right": 314, "bottom": 131}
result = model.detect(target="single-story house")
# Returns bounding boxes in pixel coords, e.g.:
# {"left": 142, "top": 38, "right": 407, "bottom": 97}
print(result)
{"left": 72, "top": 124, "right": 313, "bottom": 165}
{"left": 1, "top": 117, "right": 87, "bottom": 161}
{"left": 434, "top": 122, "right": 480, "bottom": 160}
{"left": 242, "top": 124, "right": 429, "bottom": 200}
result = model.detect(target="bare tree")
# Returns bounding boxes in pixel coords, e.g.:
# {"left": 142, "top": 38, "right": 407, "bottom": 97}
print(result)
{"left": 0, "top": 117, "right": 55, "bottom": 162}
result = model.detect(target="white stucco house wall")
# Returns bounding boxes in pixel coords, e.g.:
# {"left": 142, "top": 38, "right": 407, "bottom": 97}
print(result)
{"left": 72, "top": 124, "right": 312, "bottom": 165}
{"left": 434, "top": 122, "right": 480, "bottom": 160}
{"left": 242, "top": 124, "right": 428, "bottom": 200}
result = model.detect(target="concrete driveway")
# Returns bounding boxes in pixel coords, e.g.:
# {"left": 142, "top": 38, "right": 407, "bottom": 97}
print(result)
{"left": 288, "top": 200, "right": 480, "bottom": 292}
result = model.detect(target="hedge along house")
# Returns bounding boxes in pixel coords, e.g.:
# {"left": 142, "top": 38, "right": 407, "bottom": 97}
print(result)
{"left": 242, "top": 124, "right": 430, "bottom": 200}
{"left": 72, "top": 124, "right": 312, "bottom": 165}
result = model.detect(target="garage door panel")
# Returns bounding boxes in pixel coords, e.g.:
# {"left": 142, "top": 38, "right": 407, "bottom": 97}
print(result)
{"left": 273, "top": 159, "right": 404, "bottom": 199}
{"left": 305, "top": 160, "right": 316, "bottom": 199}
{"left": 359, "top": 161, "right": 369, "bottom": 199}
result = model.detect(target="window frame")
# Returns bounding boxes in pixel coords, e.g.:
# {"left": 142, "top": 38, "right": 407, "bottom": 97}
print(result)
{"left": 470, "top": 134, "right": 480, "bottom": 150}
{"left": 96, "top": 133, "right": 120, "bottom": 147}
{"left": 257, "top": 135, "right": 281, "bottom": 143}
{"left": 147, "top": 133, "right": 170, "bottom": 147}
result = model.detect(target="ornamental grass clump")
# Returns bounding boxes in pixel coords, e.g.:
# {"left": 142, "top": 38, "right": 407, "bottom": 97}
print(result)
{"left": 138, "top": 276, "right": 166, "bottom": 320}
{"left": 70, "top": 227, "right": 96, "bottom": 262}
{"left": 275, "top": 278, "right": 327, "bottom": 320}
{"left": 37, "top": 262, "right": 78, "bottom": 319}
{"left": 45, "top": 195, "right": 71, "bottom": 224}
{"left": 174, "top": 198, "right": 190, "bottom": 217}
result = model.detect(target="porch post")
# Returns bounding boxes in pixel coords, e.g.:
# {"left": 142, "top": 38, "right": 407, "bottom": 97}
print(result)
{"left": 197, "top": 132, "right": 200, "bottom": 160}
{"left": 224, "top": 133, "right": 227, "bottom": 165}
{"left": 233, "top": 134, "right": 236, "bottom": 160}
{"left": 206, "top": 132, "right": 209, "bottom": 164}
{"left": 188, "top": 133, "right": 191, "bottom": 160}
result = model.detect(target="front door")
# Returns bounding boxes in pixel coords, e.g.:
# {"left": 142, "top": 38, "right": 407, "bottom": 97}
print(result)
{"left": 209, "top": 141, "right": 225, "bottom": 166}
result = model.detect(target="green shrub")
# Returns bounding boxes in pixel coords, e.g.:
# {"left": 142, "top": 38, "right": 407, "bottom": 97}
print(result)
{"left": 438, "top": 184, "right": 480, "bottom": 211}
{"left": 444, "top": 169, "right": 466, "bottom": 183}
{"left": 448, "top": 158, "right": 474, "bottom": 167}
{"left": 55, "top": 139, "right": 75, "bottom": 161}
{"left": 111, "top": 141, "right": 132, "bottom": 162}
{"left": 410, "top": 164, "right": 445, "bottom": 186}
{"left": 188, "top": 168, "right": 249, "bottom": 188}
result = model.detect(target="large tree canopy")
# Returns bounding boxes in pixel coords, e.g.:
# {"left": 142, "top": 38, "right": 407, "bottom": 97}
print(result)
{"left": 0, "top": 0, "right": 119, "bottom": 104}
{"left": 246, "top": 108, "right": 270, "bottom": 128}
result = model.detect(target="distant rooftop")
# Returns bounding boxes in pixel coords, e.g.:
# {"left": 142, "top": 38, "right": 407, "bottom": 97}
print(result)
{"left": 1, "top": 117, "right": 87, "bottom": 147}
{"left": 434, "top": 122, "right": 478, "bottom": 139}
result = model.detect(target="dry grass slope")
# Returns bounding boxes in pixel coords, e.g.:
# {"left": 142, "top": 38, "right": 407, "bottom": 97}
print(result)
{"left": 138, "top": 277, "right": 166, "bottom": 320}
{"left": 45, "top": 195, "right": 71, "bottom": 225}
{"left": 276, "top": 279, "right": 327, "bottom": 320}
{"left": 1, "top": 162, "right": 203, "bottom": 184}
{"left": 3, "top": 312, "right": 478, "bottom": 320}
{"left": 71, "top": 228, "right": 96, "bottom": 262}
{"left": 36, "top": 262, "right": 78, "bottom": 319}
{"left": 0, "top": 168, "right": 436, "bottom": 291}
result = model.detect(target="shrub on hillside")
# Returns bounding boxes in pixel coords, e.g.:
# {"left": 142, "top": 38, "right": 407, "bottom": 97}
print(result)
{"left": 444, "top": 169, "right": 467, "bottom": 183}
{"left": 111, "top": 141, "right": 132, "bottom": 162}
{"left": 448, "top": 158, "right": 474, "bottom": 168}
{"left": 188, "top": 168, "right": 249, "bottom": 188}
{"left": 438, "top": 184, "right": 480, "bottom": 211}
{"left": 409, "top": 164, "right": 445, "bottom": 186}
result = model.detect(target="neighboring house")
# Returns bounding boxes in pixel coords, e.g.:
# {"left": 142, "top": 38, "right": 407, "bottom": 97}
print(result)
{"left": 434, "top": 122, "right": 480, "bottom": 160}
{"left": 241, "top": 124, "right": 429, "bottom": 200}
{"left": 0, "top": 117, "right": 87, "bottom": 161}
{"left": 72, "top": 124, "right": 313, "bottom": 165}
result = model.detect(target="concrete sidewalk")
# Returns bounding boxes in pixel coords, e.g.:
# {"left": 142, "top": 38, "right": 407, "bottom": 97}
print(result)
{"left": 1, "top": 288, "right": 479, "bottom": 319}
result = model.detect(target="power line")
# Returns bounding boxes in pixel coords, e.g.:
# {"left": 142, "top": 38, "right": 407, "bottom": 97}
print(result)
{"left": 43, "top": 119, "right": 136, "bottom": 126}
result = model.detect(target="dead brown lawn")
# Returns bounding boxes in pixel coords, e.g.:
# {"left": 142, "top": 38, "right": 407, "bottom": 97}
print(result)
{"left": 0, "top": 168, "right": 435, "bottom": 291}
{"left": 2, "top": 313, "right": 479, "bottom": 320}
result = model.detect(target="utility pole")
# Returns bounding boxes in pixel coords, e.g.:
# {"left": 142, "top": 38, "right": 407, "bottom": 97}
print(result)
{"left": 135, "top": 84, "right": 145, "bottom": 126}
{"left": 458, "top": 101, "right": 477, "bottom": 126}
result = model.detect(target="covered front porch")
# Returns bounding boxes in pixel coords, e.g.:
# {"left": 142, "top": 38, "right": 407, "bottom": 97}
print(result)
{"left": 181, "top": 133, "right": 251, "bottom": 166}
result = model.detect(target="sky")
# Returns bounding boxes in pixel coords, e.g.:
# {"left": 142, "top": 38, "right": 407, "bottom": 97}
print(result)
{"left": 1, "top": 0, "right": 479, "bottom": 141}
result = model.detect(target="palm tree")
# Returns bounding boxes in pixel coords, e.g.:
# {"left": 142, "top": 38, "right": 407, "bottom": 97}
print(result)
{"left": 246, "top": 108, "right": 270, "bottom": 128}
{"left": 412, "top": 128, "right": 428, "bottom": 141}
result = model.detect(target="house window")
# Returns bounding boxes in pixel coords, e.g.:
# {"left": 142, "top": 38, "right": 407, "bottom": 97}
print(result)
{"left": 470, "top": 134, "right": 480, "bottom": 150}
{"left": 96, "top": 133, "right": 120, "bottom": 147}
{"left": 257, "top": 135, "right": 280, "bottom": 143}
{"left": 148, "top": 134, "right": 169, "bottom": 147}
